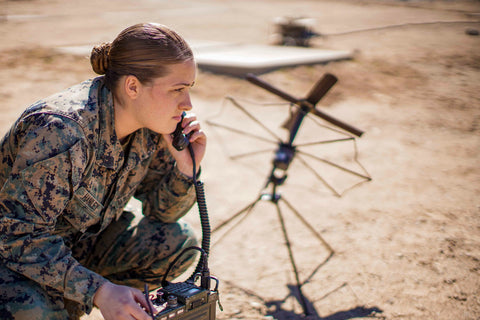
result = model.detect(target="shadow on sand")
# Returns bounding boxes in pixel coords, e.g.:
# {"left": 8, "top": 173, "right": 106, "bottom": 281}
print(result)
{"left": 223, "top": 282, "right": 384, "bottom": 320}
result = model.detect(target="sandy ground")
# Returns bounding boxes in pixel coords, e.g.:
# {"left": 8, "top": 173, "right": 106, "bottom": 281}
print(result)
{"left": 1, "top": 0, "right": 480, "bottom": 319}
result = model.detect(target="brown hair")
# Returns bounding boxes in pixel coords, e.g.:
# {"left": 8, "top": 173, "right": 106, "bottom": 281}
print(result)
{"left": 90, "top": 23, "right": 193, "bottom": 90}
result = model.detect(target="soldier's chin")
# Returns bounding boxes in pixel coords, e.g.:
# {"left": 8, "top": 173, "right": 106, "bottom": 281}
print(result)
{"left": 148, "top": 126, "right": 174, "bottom": 135}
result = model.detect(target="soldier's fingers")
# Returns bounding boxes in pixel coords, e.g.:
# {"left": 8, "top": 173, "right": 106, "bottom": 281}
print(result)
{"left": 129, "top": 289, "right": 152, "bottom": 320}
{"left": 183, "top": 120, "right": 200, "bottom": 136}
{"left": 129, "top": 304, "right": 151, "bottom": 320}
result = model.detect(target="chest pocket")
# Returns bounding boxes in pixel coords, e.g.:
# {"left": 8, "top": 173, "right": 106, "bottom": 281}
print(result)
{"left": 103, "top": 192, "right": 135, "bottom": 225}
{"left": 63, "top": 187, "right": 103, "bottom": 233}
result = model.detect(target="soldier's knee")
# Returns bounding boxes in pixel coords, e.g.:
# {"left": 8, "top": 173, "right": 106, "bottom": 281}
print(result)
{"left": 158, "top": 220, "right": 199, "bottom": 263}
{"left": 178, "top": 220, "right": 199, "bottom": 249}
{"left": 151, "top": 221, "right": 199, "bottom": 280}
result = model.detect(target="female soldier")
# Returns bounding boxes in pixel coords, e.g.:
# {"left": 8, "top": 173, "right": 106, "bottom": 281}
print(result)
{"left": 0, "top": 22, "right": 205, "bottom": 320}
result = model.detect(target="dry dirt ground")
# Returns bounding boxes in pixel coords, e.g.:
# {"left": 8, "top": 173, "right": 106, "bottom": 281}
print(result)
{"left": 1, "top": 0, "right": 480, "bottom": 319}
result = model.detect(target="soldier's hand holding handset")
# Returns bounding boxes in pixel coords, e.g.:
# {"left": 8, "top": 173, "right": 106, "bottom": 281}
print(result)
{"left": 163, "top": 112, "right": 206, "bottom": 177}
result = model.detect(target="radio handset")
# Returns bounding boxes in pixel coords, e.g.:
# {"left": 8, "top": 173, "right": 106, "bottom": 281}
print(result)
{"left": 172, "top": 112, "right": 190, "bottom": 151}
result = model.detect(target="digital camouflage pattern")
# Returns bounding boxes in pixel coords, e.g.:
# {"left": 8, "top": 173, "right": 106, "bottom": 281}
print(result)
{"left": 0, "top": 77, "right": 198, "bottom": 319}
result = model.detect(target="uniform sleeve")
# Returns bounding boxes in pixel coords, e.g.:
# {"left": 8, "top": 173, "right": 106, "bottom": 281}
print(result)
{"left": 0, "top": 113, "right": 107, "bottom": 313}
{"left": 134, "top": 138, "right": 197, "bottom": 223}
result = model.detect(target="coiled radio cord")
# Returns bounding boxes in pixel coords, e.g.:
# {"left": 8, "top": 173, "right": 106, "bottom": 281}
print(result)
{"left": 159, "top": 143, "right": 211, "bottom": 287}
{"left": 186, "top": 143, "right": 211, "bottom": 282}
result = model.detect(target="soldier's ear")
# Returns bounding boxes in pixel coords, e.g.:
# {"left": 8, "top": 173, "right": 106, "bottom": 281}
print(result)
{"left": 124, "top": 75, "right": 141, "bottom": 99}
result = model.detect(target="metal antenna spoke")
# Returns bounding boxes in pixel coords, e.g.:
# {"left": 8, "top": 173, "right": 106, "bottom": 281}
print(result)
{"left": 295, "top": 154, "right": 342, "bottom": 197}
{"left": 297, "top": 150, "right": 372, "bottom": 181}
{"left": 208, "top": 73, "right": 371, "bottom": 317}
{"left": 206, "top": 120, "right": 278, "bottom": 144}
{"left": 230, "top": 148, "right": 274, "bottom": 160}
{"left": 226, "top": 96, "right": 282, "bottom": 142}
{"left": 274, "top": 201, "right": 309, "bottom": 314}
{"left": 281, "top": 196, "right": 334, "bottom": 254}
{"left": 212, "top": 196, "right": 260, "bottom": 233}
{"left": 294, "top": 137, "right": 355, "bottom": 147}
{"left": 211, "top": 196, "right": 261, "bottom": 247}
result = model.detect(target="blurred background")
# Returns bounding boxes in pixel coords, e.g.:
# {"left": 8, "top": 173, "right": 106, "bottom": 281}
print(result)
{"left": 1, "top": 0, "right": 479, "bottom": 319}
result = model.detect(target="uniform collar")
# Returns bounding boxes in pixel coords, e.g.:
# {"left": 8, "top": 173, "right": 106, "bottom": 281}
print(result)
{"left": 96, "top": 80, "right": 159, "bottom": 170}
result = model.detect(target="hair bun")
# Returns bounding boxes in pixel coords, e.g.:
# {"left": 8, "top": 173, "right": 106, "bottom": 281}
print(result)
{"left": 90, "top": 42, "right": 111, "bottom": 75}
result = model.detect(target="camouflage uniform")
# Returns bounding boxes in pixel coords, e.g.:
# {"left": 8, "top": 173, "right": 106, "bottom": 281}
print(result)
{"left": 0, "top": 77, "right": 199, "bottom": 319}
